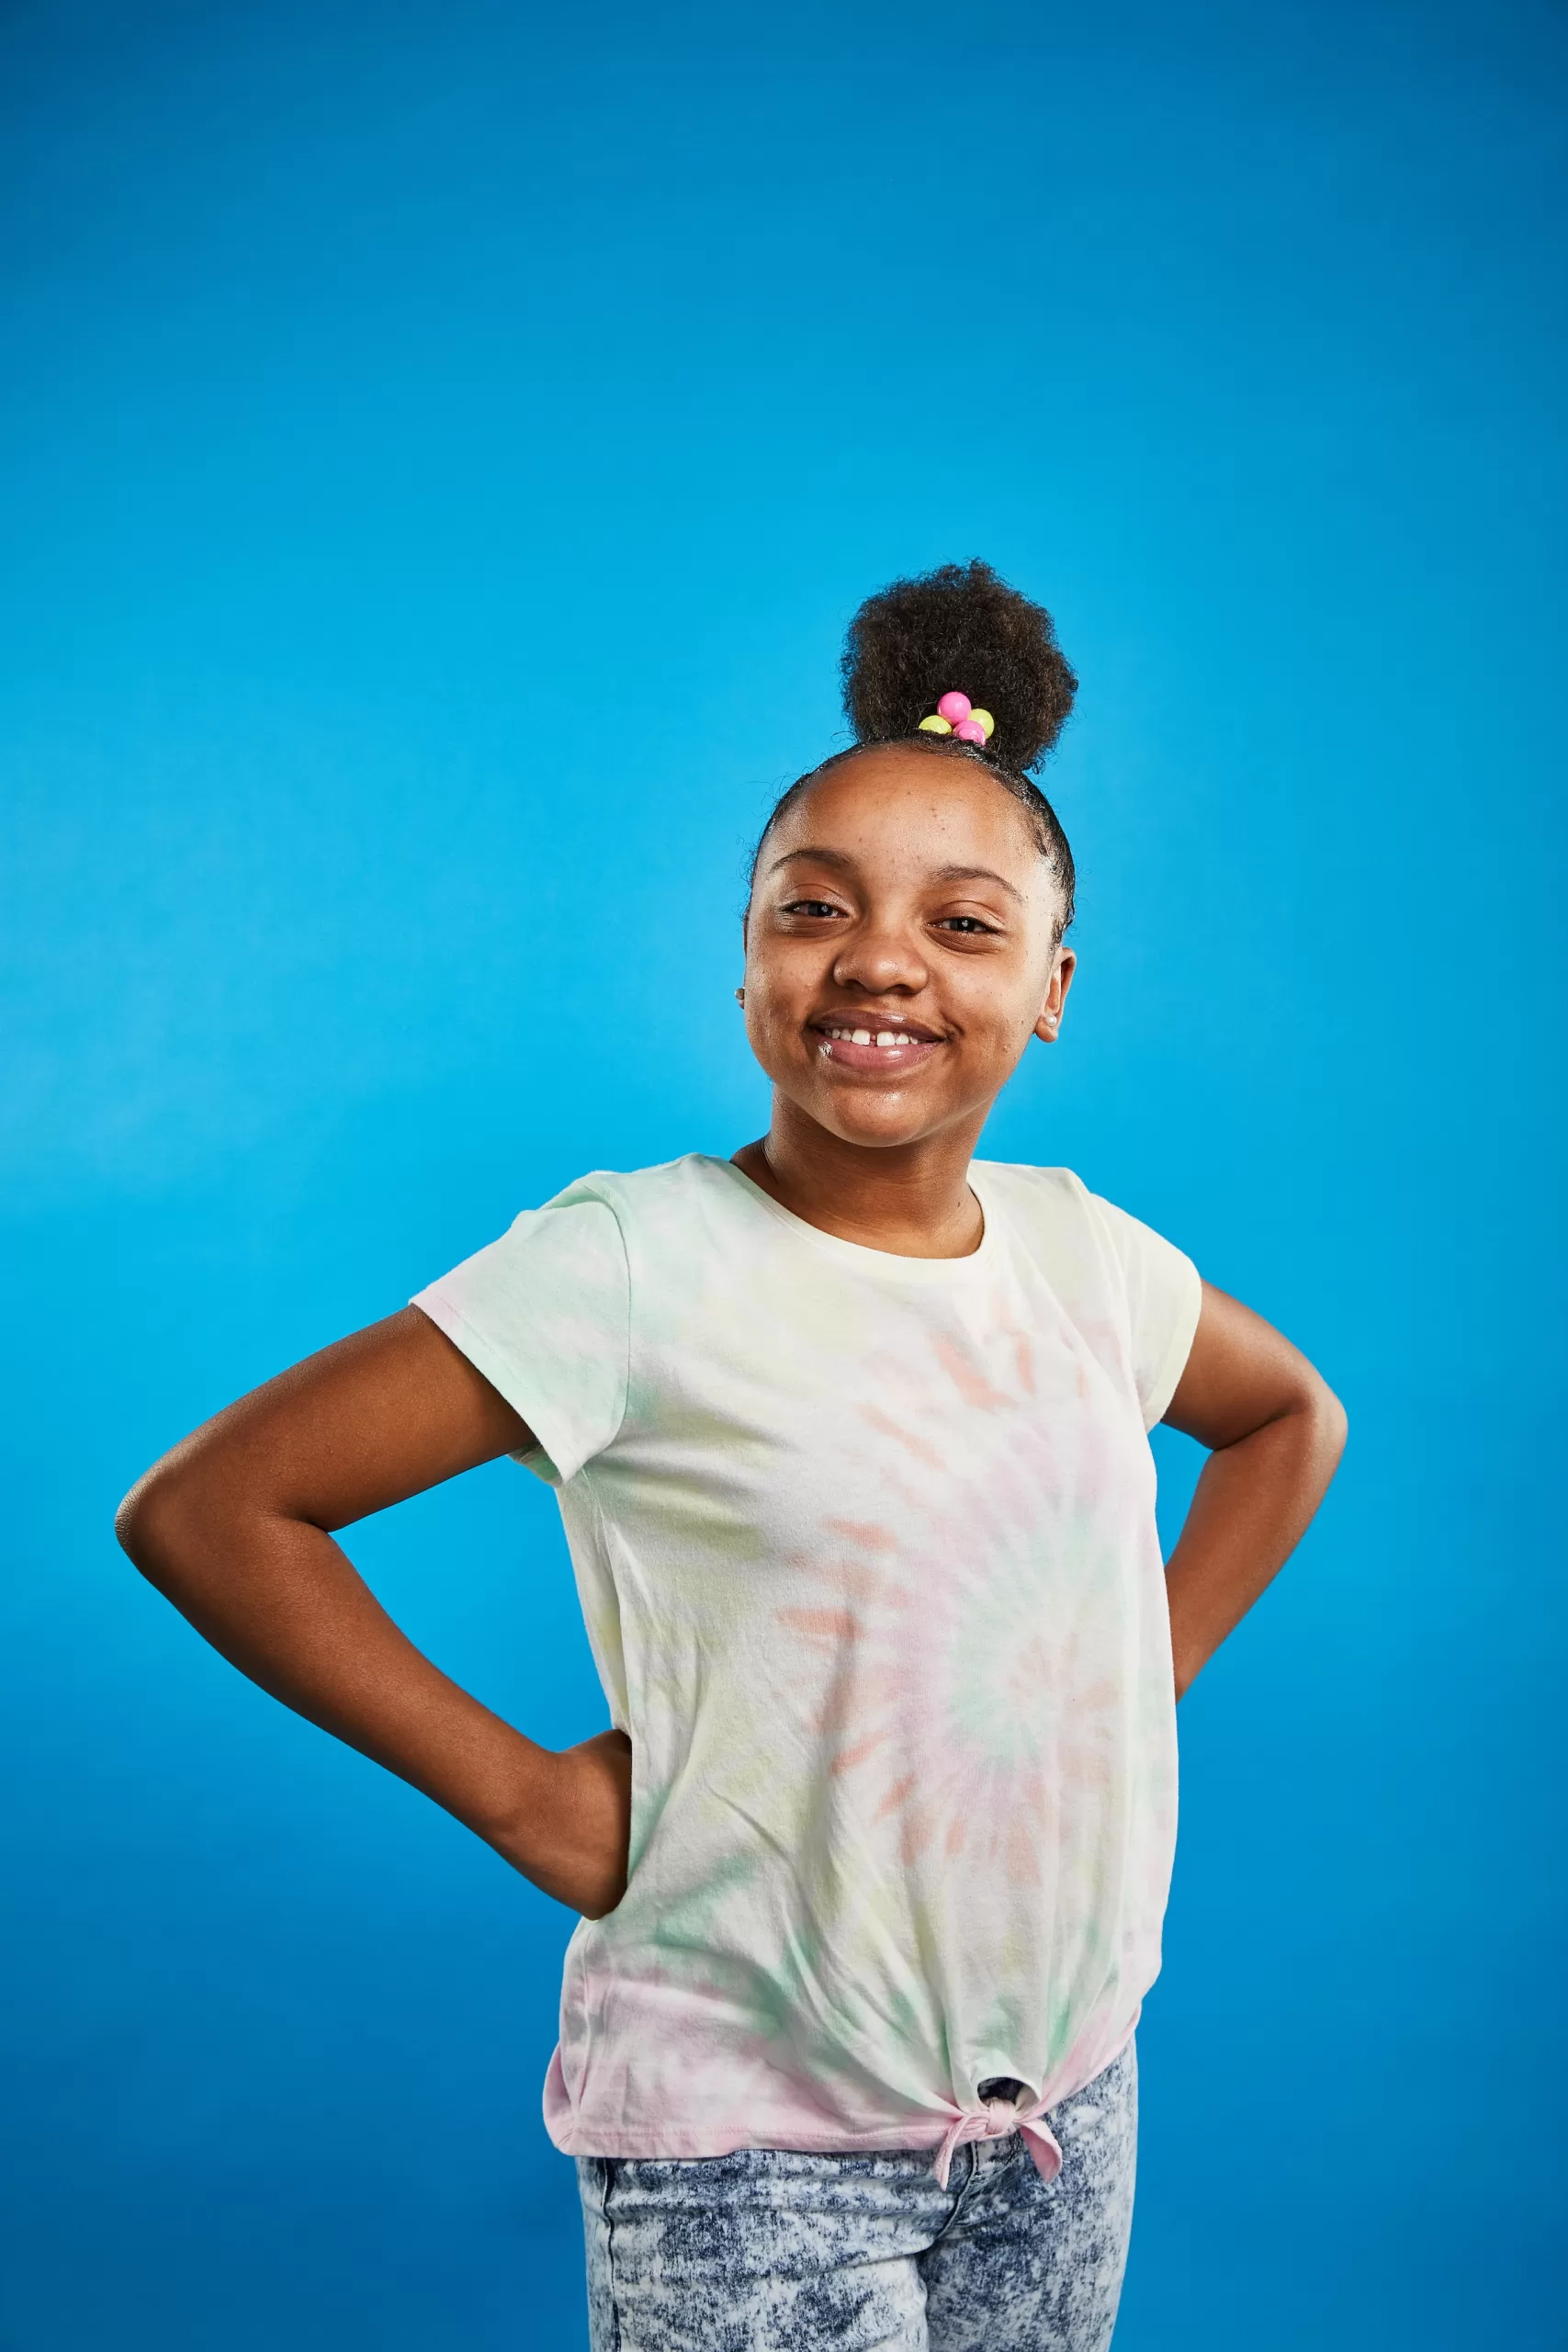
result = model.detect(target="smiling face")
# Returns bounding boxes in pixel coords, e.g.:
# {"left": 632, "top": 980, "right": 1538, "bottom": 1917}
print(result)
{"left": 742, "top": 747, "right": 1075, "bottom": 1157}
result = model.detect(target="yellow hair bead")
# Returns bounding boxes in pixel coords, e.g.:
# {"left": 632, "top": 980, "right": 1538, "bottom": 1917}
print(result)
{"left": 969, "top": 708, "right": 995, "bottom": 741}
{"left": 918, "top": 714, "right": 953, "bottom": 734}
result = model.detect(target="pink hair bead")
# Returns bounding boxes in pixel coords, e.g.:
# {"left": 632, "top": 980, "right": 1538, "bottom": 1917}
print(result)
{"left": 936, "top": 691, "right": 972, "bottom": 724}
{"left": 953, "top": 717, "right": 987, "bottom": 744}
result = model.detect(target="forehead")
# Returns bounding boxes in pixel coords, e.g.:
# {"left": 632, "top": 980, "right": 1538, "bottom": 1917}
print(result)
{"left": 766, "top": 749, "right": 1048, "bottom": 891}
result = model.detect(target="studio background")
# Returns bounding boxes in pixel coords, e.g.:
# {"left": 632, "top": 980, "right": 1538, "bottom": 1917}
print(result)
{"left": 3, "top": 2, "right": 1563, "bottom": 2345}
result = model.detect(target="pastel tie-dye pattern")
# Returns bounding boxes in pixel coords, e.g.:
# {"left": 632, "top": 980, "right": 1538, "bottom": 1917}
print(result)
{"left": 413, "top": 1155, "right": 1200, "bottom": 2169}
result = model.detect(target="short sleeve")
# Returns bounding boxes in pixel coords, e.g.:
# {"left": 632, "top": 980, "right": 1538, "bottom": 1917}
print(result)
{"left": 412, "top": 1193, "right": 629, "bottom": 1485}
{"left": 1088, "top": 1195, "right": 1202, "bottom": 1430}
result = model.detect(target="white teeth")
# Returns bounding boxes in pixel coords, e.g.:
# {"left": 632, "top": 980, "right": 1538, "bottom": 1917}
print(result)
{"left": 822, "top": 1023, "right": 929, "bottom": 1049}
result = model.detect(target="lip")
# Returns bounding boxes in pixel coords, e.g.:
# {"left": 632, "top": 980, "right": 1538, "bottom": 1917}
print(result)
{"left": 807, "top": 1010, "right": 946, "bottom": 1075}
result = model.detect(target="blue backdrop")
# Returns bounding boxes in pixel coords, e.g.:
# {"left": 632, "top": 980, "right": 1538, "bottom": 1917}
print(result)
{"left": 3, "top": 2, "right": 1563, "bottom": 2344}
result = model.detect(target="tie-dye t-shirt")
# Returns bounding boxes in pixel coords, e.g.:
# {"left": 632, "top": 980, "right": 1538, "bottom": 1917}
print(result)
{"left": 413, "top": 1153, "right": 1201, "bottom": 2173}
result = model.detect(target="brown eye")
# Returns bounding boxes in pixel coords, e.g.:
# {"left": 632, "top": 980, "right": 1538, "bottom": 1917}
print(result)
{"left": 935, "top": 915, "right": 1000, "bottom": 934}
{"left": 782, "top": 899, "right": 845, "bottom": 919}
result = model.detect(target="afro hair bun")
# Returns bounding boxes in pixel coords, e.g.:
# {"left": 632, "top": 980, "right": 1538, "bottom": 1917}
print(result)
{"left": 840, "top": 560, "right": 1077, "bottom": 775}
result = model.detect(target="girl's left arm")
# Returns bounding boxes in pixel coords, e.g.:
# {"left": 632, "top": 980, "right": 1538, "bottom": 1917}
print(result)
{"left": 1160, "top": 1282, "right": 1348, "bottom": 1699}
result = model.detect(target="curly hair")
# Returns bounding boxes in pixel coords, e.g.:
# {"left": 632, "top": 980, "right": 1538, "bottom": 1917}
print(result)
{"left": 754, "top": 560, "right": 1078, "bottom": 932}
{"left": 842, "top": 560, "right": 1076, "bottom": 774}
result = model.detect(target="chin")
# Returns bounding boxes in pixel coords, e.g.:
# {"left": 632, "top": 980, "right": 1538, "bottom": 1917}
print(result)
{"left": 813, "top": 1098, "right": 937, "bottom": 1150}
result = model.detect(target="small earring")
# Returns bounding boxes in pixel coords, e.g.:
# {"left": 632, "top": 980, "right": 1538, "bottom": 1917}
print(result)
{"left": 735, "top": 987, "right": 746, "bottom": 1005}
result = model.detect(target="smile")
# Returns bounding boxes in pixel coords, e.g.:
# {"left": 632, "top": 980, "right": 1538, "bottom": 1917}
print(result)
{"left": 809, "top": 1018, "right": 944, "bottom": 1071}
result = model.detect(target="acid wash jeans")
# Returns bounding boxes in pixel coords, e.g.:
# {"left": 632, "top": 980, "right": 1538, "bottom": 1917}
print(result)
{"left": 576, "top": 2039, "right": 1137, "bottom": 2352}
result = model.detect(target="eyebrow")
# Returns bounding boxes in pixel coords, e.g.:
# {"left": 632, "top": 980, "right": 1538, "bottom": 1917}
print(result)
{"left": 768, "top": 847, "right": 1024, "bottom": 908}
{"left": 933, "top": 863, "right": 1024, "bottom": 907}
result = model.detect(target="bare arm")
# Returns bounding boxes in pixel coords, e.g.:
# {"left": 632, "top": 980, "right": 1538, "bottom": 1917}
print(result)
{"left": 1161, "top": 1283, "right": 1348, "bottom": 1699}
{"left": 115, "top": 1306, "right": 631, "bottom": 1917}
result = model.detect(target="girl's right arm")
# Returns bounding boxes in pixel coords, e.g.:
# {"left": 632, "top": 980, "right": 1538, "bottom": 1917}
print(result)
{"left": 115, "top": 1306, "right": 631, "bottom": 1918}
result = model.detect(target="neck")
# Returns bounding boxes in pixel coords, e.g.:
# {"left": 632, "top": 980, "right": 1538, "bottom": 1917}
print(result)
{"left": 733, "top": 1097, "right": 987, "bottom": 1259}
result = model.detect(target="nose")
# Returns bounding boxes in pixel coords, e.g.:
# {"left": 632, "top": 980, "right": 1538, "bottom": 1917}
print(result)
{"left": 831, "top": 920, "right": 930, "bottom": 997}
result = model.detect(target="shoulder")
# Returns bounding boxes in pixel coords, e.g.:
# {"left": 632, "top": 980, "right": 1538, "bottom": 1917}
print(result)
{"left": 537, "top": 1157, "right": 748, "bottom": 1272}
{"left": 974, "top": 1159, "right": 1193, "bottom": 1294}
{"left": 545, "top": 1155, "right": 734, "bottom": 1227}
{"left": 976, "top": 1160, "right": 1201, "bottom": 1424}
{"left": 976, "top": 1160, "right": 1182, "bottom": 1250}
{"left": 973, "top": 1158, "right": 1098, "bottom": 1240}
{"left": 974, "top": 1160, "right": 1118, "bottom": 1291}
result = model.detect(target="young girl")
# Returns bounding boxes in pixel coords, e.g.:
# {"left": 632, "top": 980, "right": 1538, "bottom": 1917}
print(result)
{"left": 118, "top": 561, "right": 1345, "bottom": 2351}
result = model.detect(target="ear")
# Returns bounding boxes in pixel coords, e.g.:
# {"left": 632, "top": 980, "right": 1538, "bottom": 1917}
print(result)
{"left": 1032, "top": 947, "right": 1077, "bottom": 1045}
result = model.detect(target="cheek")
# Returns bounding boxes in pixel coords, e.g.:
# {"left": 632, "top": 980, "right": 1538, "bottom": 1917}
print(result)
{"left": 957, "top": 1002, "right": 1046, "bottom": 1082}
{"left": 743, "top": 960, "right": 815, "bottom": 1065}
{"left": 746, "top": 956, "right": 794, "bottom": 1015}
{"left": 748, "top": 934, "right": 829, "bottom": 1001}
{"left": 952, "top": 966, "right": 1039, "bottom": 1038}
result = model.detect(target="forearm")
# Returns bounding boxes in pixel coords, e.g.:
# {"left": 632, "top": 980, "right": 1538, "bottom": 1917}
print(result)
{"left": 1164, "top": 1392, "right": 1345, "bottom": 1699}
{"left": 118, "top": 1484, "right": 628, "bottom": 1914}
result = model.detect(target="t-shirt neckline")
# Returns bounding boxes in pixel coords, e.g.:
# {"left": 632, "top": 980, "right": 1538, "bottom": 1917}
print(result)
{"left": 710, "top": 1155, "right": 997, "bottom": 1277}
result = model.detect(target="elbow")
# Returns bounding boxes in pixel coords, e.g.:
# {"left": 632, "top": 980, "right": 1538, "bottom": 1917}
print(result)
{"left": 116, "top": 1457, "right": 201, "bottom": 1588}
{"left": 114, "top": 1464, "right": 164, "bottom": 1574}
{"left": 1311, "top": 1375, "right": 1348, "bottom": 1471}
